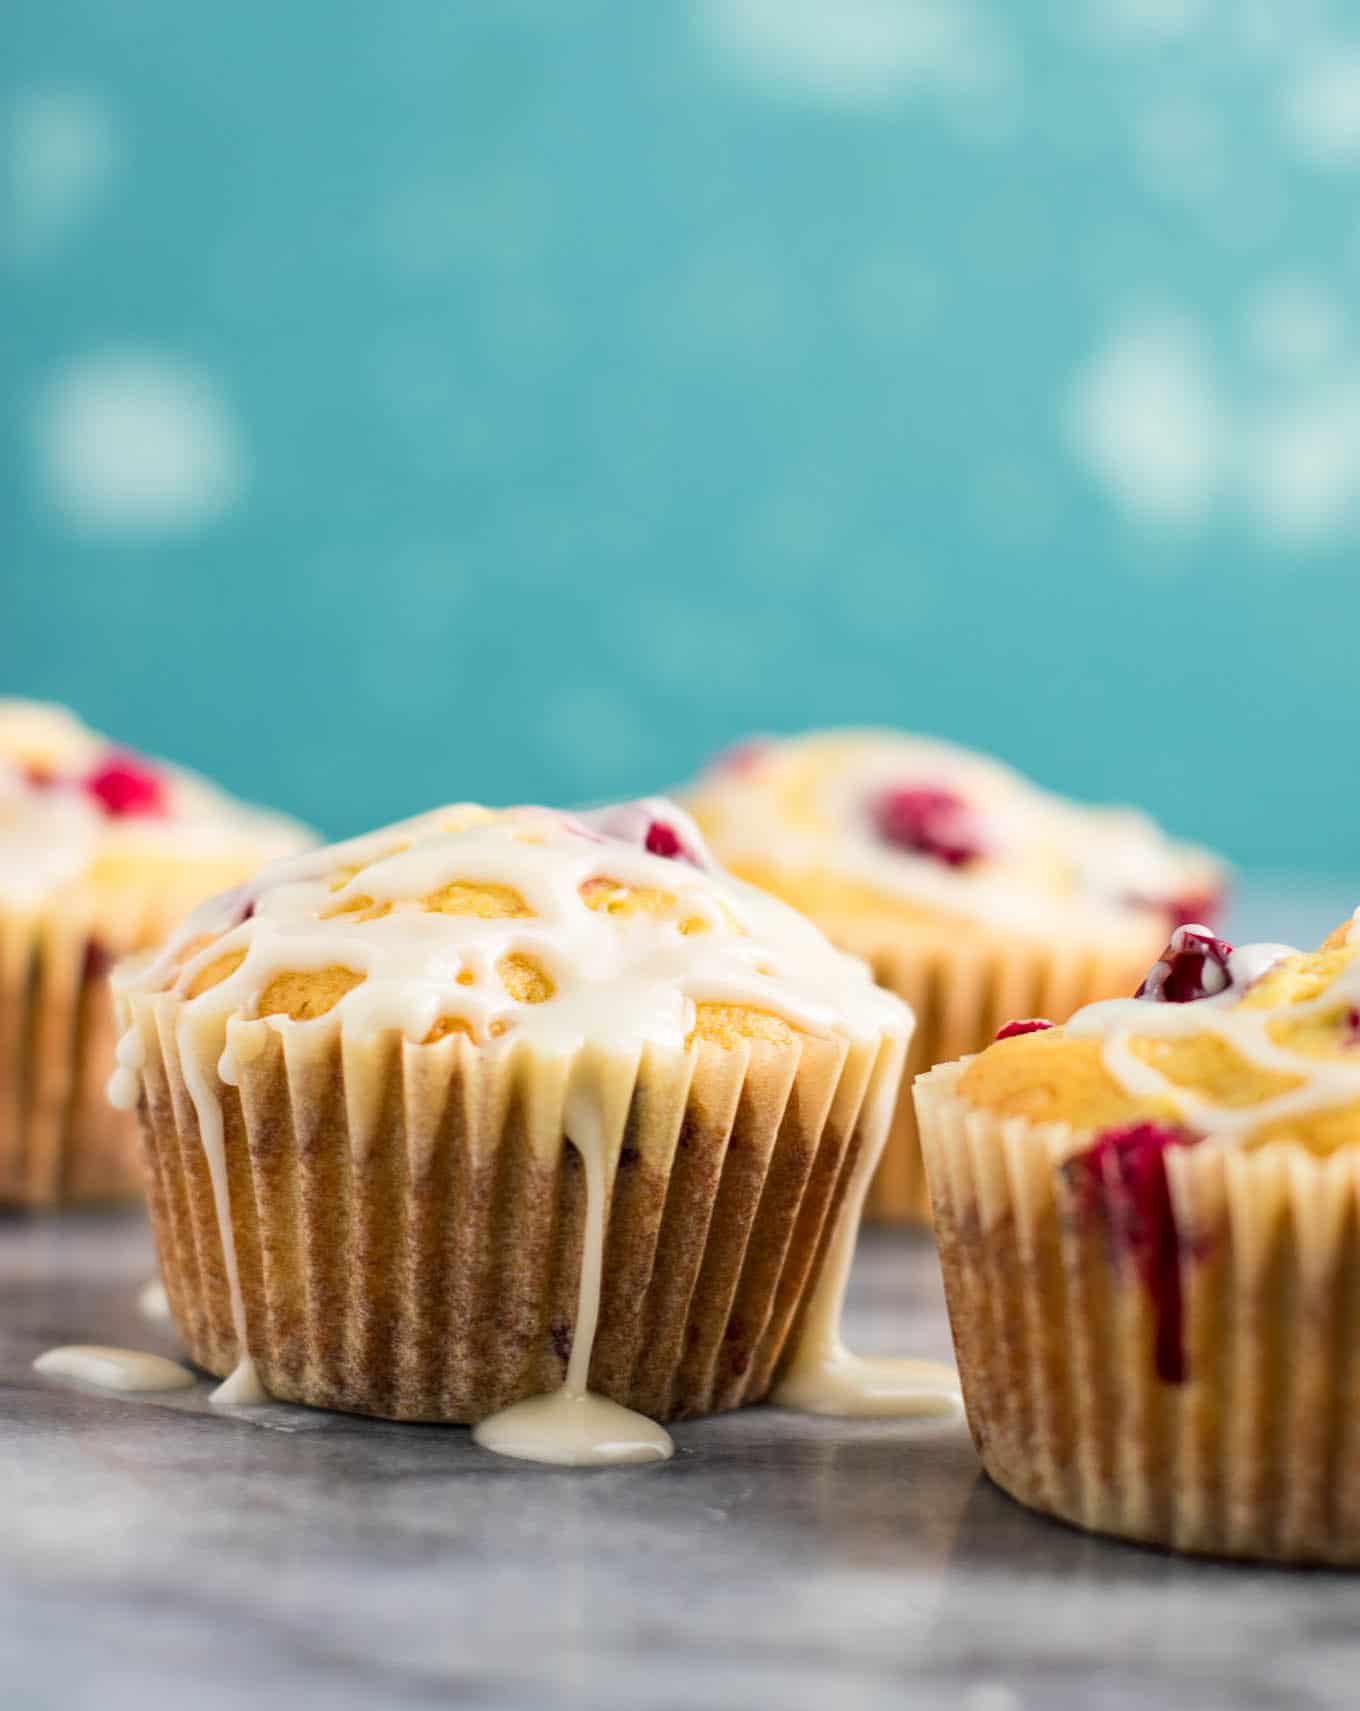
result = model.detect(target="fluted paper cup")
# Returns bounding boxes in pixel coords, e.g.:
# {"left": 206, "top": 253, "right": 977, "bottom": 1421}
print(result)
{"left": 914, "top": 1058, "right": 1360, "bottom": 1564}
{"left": 0, "top": 866, "right": 269, "bottom": 1208}
{"left": 1, "top": 886, "right": 157, "bottom": 1206}
{"left": 825, "top": 916, "right": 1154, "bottom": 1225}
{"left": 120, "top": 983, "right": 902, "bottom": 1424}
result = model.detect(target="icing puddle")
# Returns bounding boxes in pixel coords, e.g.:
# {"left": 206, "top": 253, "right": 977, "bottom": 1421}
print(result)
{"left": 33, "top": 1346, "right": 195, "bottom": 1394}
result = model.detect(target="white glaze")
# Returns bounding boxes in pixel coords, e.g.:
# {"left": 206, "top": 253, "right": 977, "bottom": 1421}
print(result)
{"left": 689, "top": 730, "right": 1222, "bottom": 941}
{"left": 123, "top": 802, "right": 905, "bottom": 1066}
{"left": 34, "top": 1345, "right": 195, "bottom": 1393}
{"left": 138, "top": 1279, "right": 171, "bottom": 1323}
{"left": 773, "top": 1036, "right": 960, "bottom": 1418}
{"left": 0, "top": 776, "right": 102, "bottom": 908}
{"left": 107, "top": 1024, "right": 146, "bottom": 1110}
{"left": 112, "top": 799, "right": 935, "bottom": 1460}
{"left": 474, "top": 1066, "right": 674, "bottom": 1464}
{"left": 1063, "top": 920, "right": 1360, "bottom": 1142}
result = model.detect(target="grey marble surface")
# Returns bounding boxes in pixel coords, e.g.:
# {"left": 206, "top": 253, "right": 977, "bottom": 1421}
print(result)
{"left": 5, "top": 885, "right": 1356, "bottom": 1711}
{"left": 2, "top": 1212, "right": 1355, "bottom": 1711}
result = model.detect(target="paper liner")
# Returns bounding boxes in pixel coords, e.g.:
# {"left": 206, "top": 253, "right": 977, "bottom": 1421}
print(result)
{"left": 0, "top": 870, "right": 261, "bottom": 1208}
{"left": 122, "top": 989, "right": 897, "bottom": 1424}
{"left": 914, "top": 1058, "right": 1360, "bottom": 1564}
{"left": 820, "top": 913, "right": 1157, "bottom": 1225}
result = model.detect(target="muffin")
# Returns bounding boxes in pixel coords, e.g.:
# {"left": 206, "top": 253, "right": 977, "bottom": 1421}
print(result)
{"left": 109, "top": 798, "right": 923, "bottom": 1462}
{"left": 684, "top": 730, "right": 1225, "bottom": 1223}
{"left": 0, "top": 700, "right": 309, "bottom": 1206}
{"left": 914, "top": 917, "right": 1360, "bottom": 1563}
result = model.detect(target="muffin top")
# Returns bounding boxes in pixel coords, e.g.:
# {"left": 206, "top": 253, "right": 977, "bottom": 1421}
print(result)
{"left": 683, "top": 729, "right": 1223, "bottom": 943}
{"left": 956, "top": 917, "right": 1360, "bottom": 1155}
{"left": 0, "top": 700, "right": 310, "bottom": 910}
{"left": 121, "top": 798, "right": 909, "bottom": 1058}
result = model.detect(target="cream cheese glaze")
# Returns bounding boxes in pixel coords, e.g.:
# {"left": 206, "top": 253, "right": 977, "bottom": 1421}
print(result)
{"left": 688, "top": 730, "right": 1223, "bottom": 941}
{"left": 110, "top": 798, "right": 957, "bottom": 1461}
{"left": 1060, "top": 912, "right": 1360, "bottom": 1141}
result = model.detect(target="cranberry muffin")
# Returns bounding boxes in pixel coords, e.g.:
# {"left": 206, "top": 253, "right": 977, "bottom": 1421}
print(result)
{"left": 915, "top": 918, "right": 1360, "bottom": 1562}
{"left": 0, "top": 700, "right": 309, "bottom": 1205}
{"left": 109, "top": 799, "right": 916, "bottom": 1459}
{"left": 684, "top": 729, "right": 1225, "bottom": 1222}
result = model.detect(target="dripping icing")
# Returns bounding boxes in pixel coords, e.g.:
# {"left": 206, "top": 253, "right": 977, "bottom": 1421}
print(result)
{"left": 773, "top": 1034, "right": 959, "bottom": 1418}
{"left": 473, "top": 1064, "right": 673, "bottom": 1466}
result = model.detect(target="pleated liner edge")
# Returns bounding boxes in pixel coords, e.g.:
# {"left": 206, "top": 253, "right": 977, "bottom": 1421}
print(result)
{"left": 125, "top": 988, "right": 902, "bottom": 1424}
{"left": 915, "top": 1058, "right": 1360, "bottom": 1565}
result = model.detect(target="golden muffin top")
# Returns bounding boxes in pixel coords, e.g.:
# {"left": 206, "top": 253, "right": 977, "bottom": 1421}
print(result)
{"left": 118, "top": 798, "right": 910, "bottom": 1060}
{"left": 0, "top": 699, "right": 310, "bottom": 911}
{"left": 957, "top": 917, "right": 1360, "bottom": 1155}
{"left": 683, "top": 729, "right": 1224, "bottom": 943}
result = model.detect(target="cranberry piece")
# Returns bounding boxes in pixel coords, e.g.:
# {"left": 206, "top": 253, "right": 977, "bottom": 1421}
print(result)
{"left": 82, "top": 939, "right": 112, "bottom": 983}
{"left": 869, "top": 786, "right": 986, "bottom": 869}
{"left": 1345, "top": 1008, "right": 1360, "bottom": 1046}
{"left": 645, "top": 820, "right": 683, "bottom": 859}
{"left": 1135, "top": 925, "right": 1234, "bottom": 1004}
{"left": 84, "top": 753, "right": 168, "bottom": 818}
{"left": 1065, "top": 1119, "right": 1202, "bottom": 1383}
{"left": 994, "top": 1018, "right": 1055, "bottom": 1041}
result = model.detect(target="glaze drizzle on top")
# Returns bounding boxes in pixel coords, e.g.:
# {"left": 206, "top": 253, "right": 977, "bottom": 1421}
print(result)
{"left": 685, "top": 729, "right": 1224, "bottom": 940}
{"left": 1061, "top": 911, "right": 1360, "bottom": 1144}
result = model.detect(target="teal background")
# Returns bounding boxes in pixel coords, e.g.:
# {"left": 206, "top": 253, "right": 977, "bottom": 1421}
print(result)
{"left": 3, "top": 2, "right": 1356, "bottom": 872}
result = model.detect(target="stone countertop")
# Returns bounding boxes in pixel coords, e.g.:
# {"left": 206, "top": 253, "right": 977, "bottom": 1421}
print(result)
{"left": 3, "top": 1214, "right": 1355, "bottom": 1711}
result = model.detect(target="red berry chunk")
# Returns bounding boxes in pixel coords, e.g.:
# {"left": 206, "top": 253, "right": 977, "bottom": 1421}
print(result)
{"left": 1135, "top": 925, "right": 1234, "bottom": 1004}
{"left": 645, "top": 820, "right": 683, "bottom": 859}
{"left": 82, "top": 939, "right": 112, "bottom": 982}
{"left": 1065, "top": 1120, "right": 1201, "bottom": 1383}
{"left": 870, "top": 786, "right": 986, "bottom": 868}
{"left": 1346, "top": 1008, "right": 1360, "bottom": 1046}
{"left": 83, "top": 753, "right": 168, "bottom": 818}
{"left": 994, "top": 1018, "right": 1055, "bottom": 1041}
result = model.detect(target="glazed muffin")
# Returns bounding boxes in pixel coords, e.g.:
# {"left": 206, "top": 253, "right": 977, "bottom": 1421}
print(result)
{"left": 915, "top": 917, "right": 1360, "bottom": 1563}
{"left": 684, "top": 730, "right": 1224, "bottom": 1223}
{"left": 109, "top": 799, "right": 914, "bottom": 1459}
{"left": 0, "top": 700, "right": 309, "bottom": 1206}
